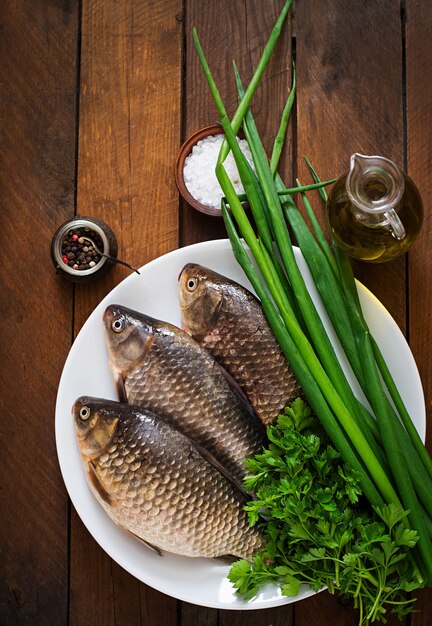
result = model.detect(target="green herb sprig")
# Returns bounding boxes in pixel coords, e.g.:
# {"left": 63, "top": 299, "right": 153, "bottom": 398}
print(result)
{"left": 228, "top": 399, "right": 422, "bottom": 625}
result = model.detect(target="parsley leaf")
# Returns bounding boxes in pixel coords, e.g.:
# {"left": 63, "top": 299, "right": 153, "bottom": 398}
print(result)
{"left": 230, "top": 399, "right": 424, "bottom": 624}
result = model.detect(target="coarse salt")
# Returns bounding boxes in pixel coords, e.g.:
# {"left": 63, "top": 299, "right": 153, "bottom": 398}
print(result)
{"left": 183, "top": 134, "right": 255, "bottom": 209}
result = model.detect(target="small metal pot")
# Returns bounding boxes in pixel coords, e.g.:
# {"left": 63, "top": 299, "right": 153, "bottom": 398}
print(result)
{"left": 51, "top": 216, "right": 118, "bottom": 283}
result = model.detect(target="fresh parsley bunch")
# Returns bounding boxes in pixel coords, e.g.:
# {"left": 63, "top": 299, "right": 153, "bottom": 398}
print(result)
{"left": 229, "top": 398, "right": 423, "bottom": 625}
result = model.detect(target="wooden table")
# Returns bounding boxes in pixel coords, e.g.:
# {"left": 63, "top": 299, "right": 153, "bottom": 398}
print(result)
{"left": 1, "top": 1, "right": 431, "bottom": 624}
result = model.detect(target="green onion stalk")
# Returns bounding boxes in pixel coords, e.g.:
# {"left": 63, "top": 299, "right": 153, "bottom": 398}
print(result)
{"left": 233, "top": 69, "right": 390, "bottom": 472}
{"left": 283, "top": 165, "right": 432, "bottom": 527}
{"left": 298, "top": 159, "right": 432, "bottom": 498}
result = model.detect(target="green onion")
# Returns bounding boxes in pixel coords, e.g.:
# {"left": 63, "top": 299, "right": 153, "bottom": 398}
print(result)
{"left": 269, "top": 60, "right": 296, "bottom": 176}
{"left": 299, "top": 166, "right": 432, "bottom": 514}
{"left": 235, "top": 68, "right": 385, "bottom": 457}
{"left": 333, "top": 243, "right": 432, "bottom": 483}
{"left": 302, "top": 157, "right": 339, "bottom": 275}
{"left": 277, "top": 179, "right": 337, "bottom": 195}
{"left": 231, "top": 179, "right": 336, "bottom": 205}
{"left": 216, "top": 0, "right": 292, "bottom": 166}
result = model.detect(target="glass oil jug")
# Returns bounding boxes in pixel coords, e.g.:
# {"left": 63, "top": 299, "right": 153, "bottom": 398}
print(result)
{"left": 326, "top": 154, "right": 423, "bottom": 262}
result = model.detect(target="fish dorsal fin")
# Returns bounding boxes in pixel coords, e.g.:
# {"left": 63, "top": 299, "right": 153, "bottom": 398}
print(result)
{"left": 87, "top": 461, "right": 117, "bottom": 507}
{"left": 189, "top": 438, "right": 246, "bottom": 496}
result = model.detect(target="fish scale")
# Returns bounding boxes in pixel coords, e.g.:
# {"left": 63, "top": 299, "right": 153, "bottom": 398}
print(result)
{"left": 104, "top": 305, "right": 266, "bottom": 484}
{"left": 74, "top": 398, "right": 262, "bottom": 559}
{"left": 124, "top": 341, "right": 258, "bottom": 478}
{"left": 179, "top": 264, "right": 303, "bottom": 426}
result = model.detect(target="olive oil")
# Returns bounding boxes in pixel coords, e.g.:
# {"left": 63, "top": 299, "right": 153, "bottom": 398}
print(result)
{"left": 327, "top": 155, "right": 423, "bottom": 263}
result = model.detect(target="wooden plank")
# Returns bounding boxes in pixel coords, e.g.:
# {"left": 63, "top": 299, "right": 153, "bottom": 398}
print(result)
{"left": 70, "top": 0, "right": 182, "bottom": 623}
{"left": 406, "top": 0, "right": 432, "bottom": 622}
{"left": 181, "top": 0, "right": 293, "bottom": 247}
{"left": 294, "top": 1, "right": 407, "bottom": 623}
{"left": 219, "top": 606, "right": 294, "bottom": 626}
{"left": 0, "top": 1, "right": 78, "bottom": 624}
{"left": 181, "top": 602, "right": 218, "bottom": 626}
{"left": 295, "top": 0, "right": 406, "bottom": 331}
{"left": 140, "top": 586, "right": 179, "bottom": 626}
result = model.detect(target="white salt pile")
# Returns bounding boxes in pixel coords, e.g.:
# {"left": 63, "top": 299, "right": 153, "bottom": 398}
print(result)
{"left": 183, "top": 134, "right": 255, "bottom": 209}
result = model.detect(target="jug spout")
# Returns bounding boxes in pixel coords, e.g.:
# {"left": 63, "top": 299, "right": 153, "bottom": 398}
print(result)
{"left": 349, "top": 153, "right": 371, "bottom": 180}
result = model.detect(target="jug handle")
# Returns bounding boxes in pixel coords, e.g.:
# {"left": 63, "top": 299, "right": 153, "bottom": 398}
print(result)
{"left": 384, "top": 209, "right": 406, "bottom": 241}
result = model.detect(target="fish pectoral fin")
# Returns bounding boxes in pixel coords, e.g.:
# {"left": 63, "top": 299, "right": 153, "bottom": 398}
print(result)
{"left": 189, "top": 439, "right": 246, "bottom": 496}
{"left": 116, "top": 374, "right": 128, "bottom": 403}
{"left": 214, "top": 554, "right": 240, "bottom": 564}
{"left": 218, "top": 365, "right": 265, "bottom": 432}
{"left": 139, "top": 538, "right": 162, "bottom": 556}
{"left": 87, "top": 461, "right": 116, "bottom": 507}
{"left": 218, "top": 363, "right": 250, "bottom": 406}
{"left": 121, "top": 528, "right": 163, "bottom": 556}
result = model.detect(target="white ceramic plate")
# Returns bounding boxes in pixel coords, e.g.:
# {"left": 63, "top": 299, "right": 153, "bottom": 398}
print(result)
{"left": 55, "top": 239, "right": 425, "bottom": 610}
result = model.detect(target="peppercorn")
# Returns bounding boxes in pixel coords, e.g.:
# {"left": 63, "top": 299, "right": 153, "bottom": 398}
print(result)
{"left": 60, "top": 226, "right": 106, "bottom": 273}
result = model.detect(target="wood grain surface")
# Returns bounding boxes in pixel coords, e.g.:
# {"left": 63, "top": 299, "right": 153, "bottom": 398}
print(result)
{"left": 0, "top": 0, "right": 431, "bottom": 624}
{"left": 0, "top": 1, "right": 78, "bottom": 624}
{"left": 406, "top": 1, "right": 432, "bottom": 623}
{"left": 71, "top": 1, "right": 181, "bottom": 624}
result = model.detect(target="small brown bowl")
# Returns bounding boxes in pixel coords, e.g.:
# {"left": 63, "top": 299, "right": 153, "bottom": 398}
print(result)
{"left": 175, "top": 124, "right": 238, "bottom": 217}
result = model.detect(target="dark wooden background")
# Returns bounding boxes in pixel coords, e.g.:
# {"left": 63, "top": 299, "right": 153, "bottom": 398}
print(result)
{"left": 1, "top": 1, "right": 431, "bottom": 624}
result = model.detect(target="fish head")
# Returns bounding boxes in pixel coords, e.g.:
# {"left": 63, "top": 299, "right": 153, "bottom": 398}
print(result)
{"left": 178, "top": 263, "right": 224, "bottom": 338}
{"left": 73, "top": 396, "right": 120, "bottom": 459}
{"left": 103, "top": 304, "right": 155, "bottom": 372}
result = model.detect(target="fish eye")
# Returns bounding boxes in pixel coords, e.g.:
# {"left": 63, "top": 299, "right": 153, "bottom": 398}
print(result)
{"left": 112, "top": 316, "right": 124, "bottom": 333}
{"left": 80, "top": 406, "right": 91, "bottom": 420}
{"left": 187, "top": 277, "right": 198, "bottom": 292}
